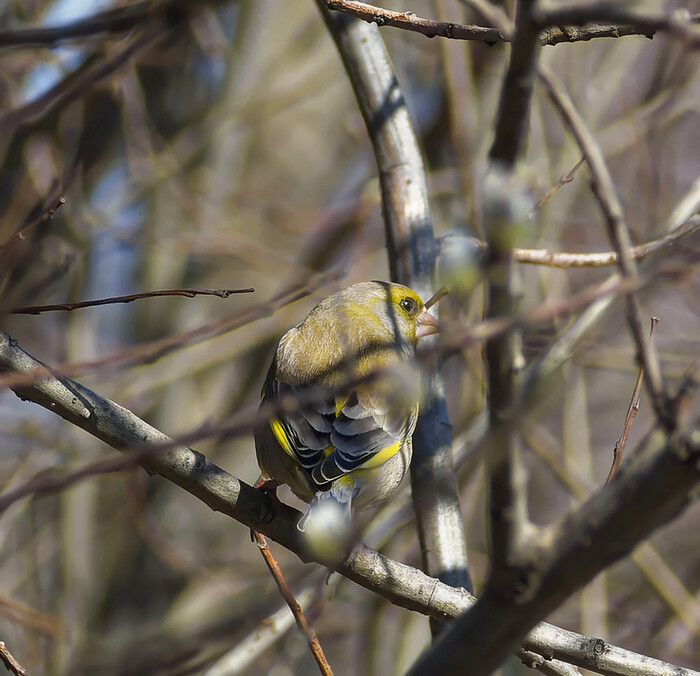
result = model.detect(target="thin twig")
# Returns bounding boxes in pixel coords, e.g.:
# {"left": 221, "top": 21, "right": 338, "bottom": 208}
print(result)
{"left": 0, "top": 196, "right": 65, "bottom": 253}
{"left": 252, "top": 531, "right": 333, "bottom": 676}
{"left": 666, "top": 177, "right": 700, "bottom": 233}
{"left": 0, "top": 595, "right": 62, "bottom": 637}
{"left": 514, "top": 218, "right": 699, "bottom": 267}
{"left": 532, "top": 4, "right": 700, "bottom": 48}
{"left": 530, "top": 158, "right": 584, "bottom": 216}
{"left": 325, "top": 0, "right": 505, "bottom": 43}
{"left": 0, "top": 269, "right": 342, "bottom": 390}
{"left": 424, "top": 286, "right": 450, "bottom": 310}
{"left": 606, "top": 318, "right": 660, "bottom": 483}
{"left": 0, "top": 641, "right": 28, "bottom": 676}
{"left": 439, "top": 216, "right": 700, "bottom": 269}
{"left": 8, "top": 288, "right": 254, "bottom": 315}
{"left": 519, "top": 648, "right": 583, "bottom": 675}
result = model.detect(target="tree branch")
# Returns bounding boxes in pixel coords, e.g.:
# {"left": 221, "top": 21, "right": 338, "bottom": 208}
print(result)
{"left": 8, "top": 287, "right": 254, "bottom": 315}
{"left": 440, "top": 217, "right": 699, "bottom": 269}
{"left": 315, "top": 1, "right": 472, "bottom": 625}
{"left": 481, "top": 0, "right": 540, "bottom": 592}
{"left": 323, "top": 0, "right": 700, "bottom": 47}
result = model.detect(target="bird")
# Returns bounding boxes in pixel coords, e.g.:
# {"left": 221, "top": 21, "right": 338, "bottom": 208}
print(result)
{"left": 254, "top": 280, "right": 439, "bottom": 548}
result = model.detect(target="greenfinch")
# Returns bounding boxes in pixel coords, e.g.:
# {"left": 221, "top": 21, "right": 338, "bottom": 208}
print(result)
{"left": 254, "top": 281, "right": 439, "bottom": 541}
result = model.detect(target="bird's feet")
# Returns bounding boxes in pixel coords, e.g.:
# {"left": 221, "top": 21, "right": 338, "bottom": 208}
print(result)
{"left": 251, "top": 475, "right": 282, "bottom": 533}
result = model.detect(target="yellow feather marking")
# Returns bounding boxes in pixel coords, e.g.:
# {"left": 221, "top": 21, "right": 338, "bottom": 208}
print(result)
{"left": 338, "top": 474, "right": 356, "bottom": 488}
{"left": 270, "top": 418, "right": 294, "bottom": 457}
{"left": 360, "top": 439, "right": 401, "bottom": 469}
{"left": 335, "top": 395, "right": 348, "bottom": 416}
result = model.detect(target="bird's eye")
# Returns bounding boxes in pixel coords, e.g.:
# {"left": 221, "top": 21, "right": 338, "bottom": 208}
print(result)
{"left": 400, "top": 297, "right": 416, "bottom": 313}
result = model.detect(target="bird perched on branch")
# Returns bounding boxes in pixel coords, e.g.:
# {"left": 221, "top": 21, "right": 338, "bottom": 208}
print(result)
{"left": 255, "top": 281, "right": 440, "bottom": 554}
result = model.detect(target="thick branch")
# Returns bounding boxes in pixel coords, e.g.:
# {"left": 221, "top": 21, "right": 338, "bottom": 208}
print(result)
{"left": 315, "top": 2, "right": 472, "bottom": 613}
{"left": 482, "top": 0, "right": 540, "bottom": 589}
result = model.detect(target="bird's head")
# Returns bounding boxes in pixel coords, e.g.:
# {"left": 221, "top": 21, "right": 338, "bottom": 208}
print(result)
{"left": 335, "top": 281, "right": 440, "bottom": 350}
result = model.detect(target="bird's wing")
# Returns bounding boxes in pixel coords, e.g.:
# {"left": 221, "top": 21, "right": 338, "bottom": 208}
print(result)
{"left": 263, "top": 376, "right": 334, "bottom": 473}
{"left": 311, "top": 390, "right": 418, "bottom": 485}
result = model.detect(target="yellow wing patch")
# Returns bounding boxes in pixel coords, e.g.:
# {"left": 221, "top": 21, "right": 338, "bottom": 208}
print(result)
{"left": 270, "top": 418, "right": 294, "bottom": 457}
{"left": 358, "top": 439, "right": 401, "bottom": 469}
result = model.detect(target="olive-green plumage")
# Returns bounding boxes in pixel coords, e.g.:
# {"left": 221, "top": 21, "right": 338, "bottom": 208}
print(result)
{"left": 255, "top": 281, "right": 439, "bottom": 533}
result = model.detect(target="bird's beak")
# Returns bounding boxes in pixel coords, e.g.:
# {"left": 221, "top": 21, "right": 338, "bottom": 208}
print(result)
{"left": 416, "top": 310, "right": 440, "bottom": 339}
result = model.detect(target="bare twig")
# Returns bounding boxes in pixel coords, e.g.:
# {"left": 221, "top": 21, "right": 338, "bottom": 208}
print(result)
{"left": 324, "top": 0, "right": 700, "bottom": 46}
{"left": 530, "top": 158, "right": 584, "bottom": 216}
{"left": 0, "top": 269, "right": 342, "bottom": 390}
{"left": 533, "top": 3, "right": 700, "bottom": 48}
{"left": 539, "top": 23, "right": 659, "bottom": 45}
{"left": 606, "top": 318, "right": 660, "bottom": 483}
{"left": 252, "top": 531, "right": 333, "bottom": 676}
{"left": 424, "top": 286, "right": 450, "bottom": 310}
{"left": 0, "top": 595, "right": 62, "bottom": 637}
{"left": 514, "top": 219, "right": 700, "bottom": 267}
{"left": 519, "top": 649, "right": 583, "bottom": 676}
{"left": 0, "top": 641, "right": 28, "bottom": 676}
{"left": 458, "top": 0, "right": 512, "bottom": 35}
{"left": 8, "top": 287, "right": 254, "bottom": 315}
{"left": 325, "top": 0, "right": 505, "bottom": 42}
{"left": 0, "top": 196, "right": 65, "bottom": 253}
{"left": 439, "top": 216, "right": 700, "bottom": 269}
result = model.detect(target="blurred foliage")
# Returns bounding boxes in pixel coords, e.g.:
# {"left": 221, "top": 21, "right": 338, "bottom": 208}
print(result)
{"left": 0, "top": 0, "right": 698, "bottom": 674}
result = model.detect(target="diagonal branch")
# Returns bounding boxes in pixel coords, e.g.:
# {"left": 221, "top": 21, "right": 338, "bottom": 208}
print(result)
{"left": 252, "top": 531, "right": 333, "bottom": 676}
{"left": 606, "top": 318, "right": 660, "bottom": 483}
